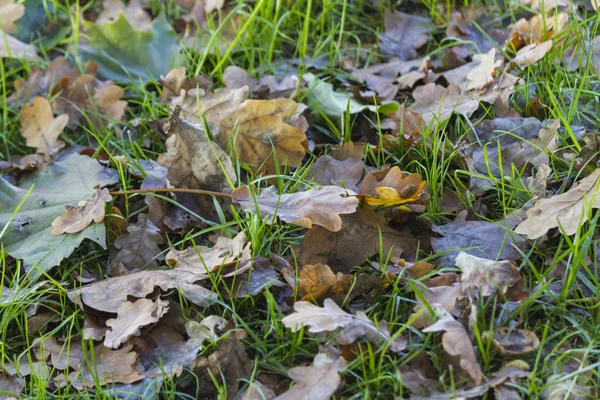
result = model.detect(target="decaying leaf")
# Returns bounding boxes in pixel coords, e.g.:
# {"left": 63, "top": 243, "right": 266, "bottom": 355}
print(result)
{"left": 275, "top": 347, "right": 347, "bottom": 400}
{"left": 159, "top": 66, "right": 212, "bottom": 103}
{"left": 0, "top": 373, "right": 24, "bottom": 398}
{"left": 51, "top": 187, "right": 112, "bottom": 236}
{"left": 358, "top": 166, "right": 428, "bottom": 210}
{"left": 411, "top": 283, "right": 465, "bottom": 329}
{"left": 104, "top": 298, "right": 168, "bottom": 349}
{"left": 380, "top": 11, "right": 432, "bottom": 60}
{"left": 513, "top": 40, "right": 553, "bottom": 67}
{"left": 0, "top": 0, "right": 24, "bottom": 33}
{"left": 232, "top": 185, "right": 359, "bottom": 232}
{"left": 307, "top": 155, "right": 364, "bottom": 191}
{"left": 411, "top": 83, "right": 480, "bottom": 125}
{"left": 97, "top": 0, "right": 152, "bottom": 31}
{"left": 165, "top": 231, "right": 251, "bottom": 273}
{"left": 422, "top": 307, "right": 483, "bottom": 385}
{"left": 299, "top": 205, "right": 426, "bottom": 273}
{"left": 515, "top": 169, "right": 600, "bottom": 239}
{"left": 226, "top": 257, "right": 283, "bottom": 298}
{"left": 483, "top": 328, "right": 540, "bottom": 356}
{"left": 0, "top": 31, "right": 39, "bottom": 60}
{"left": 19, "top": 97, "right": 68, "bottom": 160}
{"left": 456, "top": 252, "right": 527, "bottom": 300}
{"left": 431, "top": 218, "right": 527, "bottom": 267}
{"left": 112, "top": 213, "right": 164, "bottom": 270}
{"left": 240, "top": 380, "right": 276, "bottom": 400}
{"left": 283, "top": 298, "right": 406, "bottom": 353}
{"left": 0, "top": 154, "right": 117, "bottom": 276}
{"left": 68, "top": 269, "right": 215, "bottom": 313}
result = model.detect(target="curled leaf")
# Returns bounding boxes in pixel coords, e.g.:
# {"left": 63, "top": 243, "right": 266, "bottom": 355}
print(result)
{"left": 20, "top": 97, "right": 68, "bottom": 160}
{"left": 51, "top": 187, "right": 112, "bottom": 235}
{"left": 358, "top": 166, "right": 429, "bottom": 210}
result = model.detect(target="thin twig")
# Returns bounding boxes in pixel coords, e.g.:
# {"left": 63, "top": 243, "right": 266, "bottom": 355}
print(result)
{"left": 109, "top": 187, "right": 233, "bottom": 199}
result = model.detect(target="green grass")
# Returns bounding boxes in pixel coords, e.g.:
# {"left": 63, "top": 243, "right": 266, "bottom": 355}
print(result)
{"left": 2, "top": 0, "right": 600, "bottom": 398}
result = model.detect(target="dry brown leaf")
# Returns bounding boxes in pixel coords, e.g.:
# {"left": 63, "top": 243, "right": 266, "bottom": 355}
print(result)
{"left": 515, "top": 169, "right": 600, "bottom": 239}
{"left": 422, "top": 307, "right": 483, "bottom": 385}
{"left": 330, "top": 141, "right": 368, "bottom": 160}
{"left": 0, "top": 31, "right": 38, "bottom": 60}
{"left": 283, "top": 298, "right": 406, "bottom": 353}
{"left": 232, "top": 185, "right": 359, "bottom": 232}
{"left": 389, "top": 105, "right": 423, "bottom": 145}
{"left": 68, "top": 269, "right": 215, "bottom": 313}
{"left": 0, "top": 0, "right": 24, "bottom": 34}
{"left": 104, "top": 298, "right": 168, "bottom": 349}
{"left": 0, "top": 373, "right": 24, "bottom": 398}
{"left": 411, "top": 83, "right": 480, "bottom": 125}
{"left": 51, "top": 187, "right": 112, "bottom": 235}
{"left": 464, "top": 49, "right": 502, "bottom": 91}
{"left": 240, "top": 381, "right": 276, "bottom": 400}
{"left": 513, "top": 40, "right": 553, "bottom": 66}
{"left": 19, "top": 97, "right": 69, "bottom": 161}
{"left": 483, "top": 328, "right": 540, "bottom": 356}
{"left": 159, "top": 66, "right": 211, "bottom": 103}
{"left": 379, "top": 11, "right": 432, "bottom": 60}
{"left": 411, "top": 283, "right": 465, "bottom": 329}
{"left": 165, "top": 231, "right": 251, "bottom": 273}
{"left": 275, "top": 347, "right": 347, "bottom": 400}
{"left": 358, "top": 166, "right": 429, "bottom": 210}
{"left": 307, "top": 155, "right": 364, "bottom": 191}
{"left": 52, "top": 74, "right": 127, "bottom": 129}
{"left": 97, "top": 0, "right": 152, "bottom": 31}
{"left": 112, "top": 213, "right": 164, "bottom": 270}
{"left": 456, "top": 252, "right": 527, "bottom": 300}
{"left": 299, "top": 205, "right": 426, "bottom": 273}
{"left": 173, "top": 86, "right": 307, "bottom": 175}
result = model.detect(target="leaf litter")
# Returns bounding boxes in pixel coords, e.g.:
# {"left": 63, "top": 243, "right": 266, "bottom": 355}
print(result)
{"left": 1, "top": 0, "right": 600, "bottom": 398}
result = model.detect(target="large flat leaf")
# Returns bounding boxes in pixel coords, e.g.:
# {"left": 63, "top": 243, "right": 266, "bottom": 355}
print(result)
{"left": 0, "top": 154, "right": 118, "bottom": 277}
{"left": 79, "top": 13, "right": 182, "bottom": 83}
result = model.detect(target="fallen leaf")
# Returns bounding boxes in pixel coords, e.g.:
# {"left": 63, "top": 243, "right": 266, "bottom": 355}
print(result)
{"left": 456, "top": 252, "right": 527, "bottom": 300}
{"left": 299, "top": 205, "right": 426, "bottom": 273}
{"left": 232, "top": 185, "right": 359, "bottom": 232}
{"left": 97, "top": 0, "right": 152, "bottom": 31}
{"left": 283, "top": 298, "right": 406, "bottom": 353}
{"left": 411, "top": 83, "right": 480, "bottom": 125}
{"left": 104, "top": 298, "right": 168, "bottom": 349}
{"left": 379, "top": 11, "right": 432, "bottom": 60}
{"left": 330, "top": 141, "right": 368, "bottom": 161}
{"left": 240, "top": 380, "right": 276, "bottom": 400}
{"left": 0, "top": 154, "right": 117, "bottom": 277}
{"left": 19, "top": 97, "right": 68, "bottom": 161}
{"left": 226, "top": 257, "right": 283, "bottom": 297}
{"left": 463, "top": 49, "right": 502, "bottom": 91}
{"left": 68, "top": 269, "right": 215, "bottom": 313}
{"left": 111, "top": 213, "right": 164, "bottom": 270}
{"left": 0, "top": 0, "right": 24, "bottom": 33}
{"left": 275, "top": 347, "right": 347, "bottom": 400}
{"left": 79, "top": 13, "right": 182, "bottom": 82}
{"left": 51, "top": 74, "right": 127, "bottom": 129}
{"left": 483, "top": 328, "right": 540, "bottom": 356}
{"left": 307, "top": 155, "right": 364, "bottom": 191}
{"left": 0, "top": 30, "right": 38, "bottom": 60}
{"left": 422, "top": 306, "right": 483, "bottom": 385}
{"left": 358, "top": 166, "right": 429, "bottom": 210}
{"left": 411, "top": 283, "right": 465, "bottom": 329}
{"left": 51, "top": 187, "right": 112, "bottom": 236}
{"left": 159, "top": 66, "right": 212, "bottom": 103}
{"left": 165, "top": 231, "right": 251, "bottom": 273}
{"left": 0, "top": 373, "right": 24, "bottom": 398}
{"left": 515, "top": 169, "right": 600, "bottom": 239}
{"left": 389, "top": 105, "right": 424, "bottom": 145}
{"left": 513, "top": 40, "right": 553, "bottom": 66}
{"left": 431, "top": 218, "right": 527, "bottom": 267}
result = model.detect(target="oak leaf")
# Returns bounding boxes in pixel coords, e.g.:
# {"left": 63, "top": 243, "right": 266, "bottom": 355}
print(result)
{"left": 68, "top": 269, "right": 215, "bottom": 313}
{"left": 514, "top": 169, "right": 600, "bottom": 239}
{"left": 112, "top": 213, "right": 164, "bottom": 270}
{"left": 19, "top": 97, "right": 68, "bottom": 161}
{"left": 0, "top": 31, "right": 38, "bottom": 60}
{"left": 379, "top": 11, "right": 432, "bottom": 60}
{"left": 232, "top": 185, "right": 359, "bottom": 232}
{"left": 358, "top": 166, "right": 428, "bottom": 210}
{"left": 275, "top": 347, "right": 347, "bottom": 400}
{"left": 165, "top": 231, "right": 251, "bottom": 273}
{"left": 456, "top": 252, "right": 527, "bottom": 300}
{"left": 411, "top": 83, "right": 480, "bottom": 125}
{"left": 104, "top": 298, "right": 168, "bottom": 349}
{"left": 482, "top": 328, "right": 540, "bottom": 356}
{"left": 411, "top": 283, "right": 465, "bottom": 329}
{"left": 283, "top": 298, "right": 406, "bottom": 353}
{"left": 307, "top": 155, "right": 364, "bottom": 191}
{"left": 513, "top": 40, "right": 553, "bottom": 66}
{"left": 422, "top": 307, "right": 483, "bottom": 385}
{"left": 299, "top": 205, "right": 427, "bottom": 273}
{"left": 0, "top": 0, "right": 24, "bottom": 34}
{"left": 97, "top": 0, "right": 152, "bottom": 31}
{"left": 51, "top": 187, "right": 112, "bottom": 235}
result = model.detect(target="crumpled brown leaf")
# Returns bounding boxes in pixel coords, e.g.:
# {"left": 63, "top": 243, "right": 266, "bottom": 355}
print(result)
{"left": 358, "top": 166, "right": 429, "bottom": 210}
{"left": 165, "top": 231, "right": 251, "bottom": 273}
{"left": 0, "top": 0, "right": 24, "bottom": 33}
{"left": 112, "top": 213, "right": 164, "bottom": 270}
{"left": 159, "top": 66, "right": 212, "bottom": 103}
{"left": 515, "top": 169, "right": 600, "bottom": 239}
{"left": 104, "top": 298, "right": 169, "bottom": 349}
{"left": 275, "top": 346, "right": 347, "bottom": 400}
{"left": 380, "top": 11, "right": 432, "bottom": 60}
{"left": 411, "top": 283, "right": 465, "bottom": 329}
{"left": 299, "top": 205, "right": 426, "bottom": 273}
{"left": 20, "top": 97, "right": 69, "bottom": 160}
{"left": 68, "top": 269, "right": 215, "bottom": 313}
{"left": 422, "top": 307, "right": 483, "bottom": 385}
{"left": 232, "top": 185, "right": 359, "bottom": 232}
{"left": 283, "top": 298, "right": 406, "bottom": 353}
{"left": 51, "top": 187, "right": 112, "bottom": 235}
{"left": 456, "top": 252, "right": 527, "bottom": 300}
{"left": 307, "top": 155, "right": 364, "bottom": 192}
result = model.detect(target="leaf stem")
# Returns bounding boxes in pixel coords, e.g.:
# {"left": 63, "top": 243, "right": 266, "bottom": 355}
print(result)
{"left": 109, "top": 188, "right": 233, "bottom": 199}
